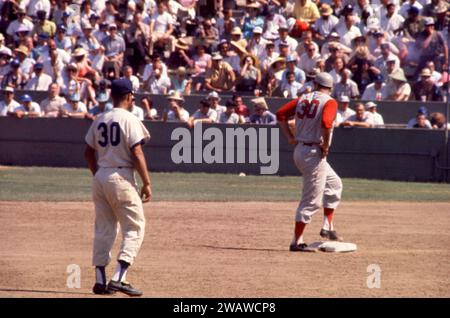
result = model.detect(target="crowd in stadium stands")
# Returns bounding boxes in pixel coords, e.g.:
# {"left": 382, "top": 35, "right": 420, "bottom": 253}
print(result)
{"left": 0, "top": 0, "right": 448, "bottom": 129}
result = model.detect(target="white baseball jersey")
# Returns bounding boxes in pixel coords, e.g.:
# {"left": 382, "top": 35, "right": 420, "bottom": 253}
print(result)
{"left": 295, "top": 91, "right": 338, "bottom": 144}
{"left": 85, "top": 108, "right": 150, "bottom": 168}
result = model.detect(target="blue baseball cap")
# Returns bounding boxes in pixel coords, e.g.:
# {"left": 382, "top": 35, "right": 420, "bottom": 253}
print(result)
{"left": 34, "top": 62, "right": 44, "bottom": 69}
{"left": 10, "top": 59, "right": 20, "bottom": 67}
{"left": 408, "top": 6, "right": 420, "bottom": 15}
{"left": 97, "top": 93, "right": 109, "bottom": 103}
{"left": 57, "top": 24, "right": 67, "bottom": 32}
{"left": 417, "top": 106, "right": 428, "bottom": 116}
{"left": 374, "top": 74, "right": 384, "bottom": 82}
{"left": 21, "top": 94, "right": 32, "bottom": 102}
{"left": 62, "top": 12, "right": 71, "bottom": 18}
{"left": 111, "top": 79, "right": 133, "bottom": 96}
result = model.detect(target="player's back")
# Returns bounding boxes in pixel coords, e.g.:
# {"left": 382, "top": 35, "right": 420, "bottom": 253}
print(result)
{"left": 295, "top": 91, "right": 334, "bottom": 144}
{"left": 85, "top": 108, "right": 150, "bottom": 169}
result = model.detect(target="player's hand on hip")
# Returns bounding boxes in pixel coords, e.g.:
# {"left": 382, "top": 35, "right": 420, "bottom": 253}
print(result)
{"left": 319, "top": 144, "right": 329, "bottom": 158}
{"left": 141, "top": 184, "right": 152, "bottom": 203}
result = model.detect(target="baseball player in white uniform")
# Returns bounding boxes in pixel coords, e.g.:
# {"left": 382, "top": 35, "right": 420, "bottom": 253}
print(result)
{"left": 276, "top": 72, "right": 343, "bottom": 252}
{"left": 84, "top": 79, "right": 152, "bottom": 296}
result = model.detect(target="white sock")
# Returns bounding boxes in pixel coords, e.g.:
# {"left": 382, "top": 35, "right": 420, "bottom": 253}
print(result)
{"left": 111, "top": 263, "right": 128, "bottom": 282}
{"left": 323, "top": 217, "right": 330, "bottom": 231}
{"left": 95, "top": 267, "right": 107, "bottom": 285}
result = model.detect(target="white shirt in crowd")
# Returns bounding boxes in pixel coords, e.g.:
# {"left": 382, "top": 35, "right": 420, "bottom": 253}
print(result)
{"left": 131, "top": 105, "right": 145, "bottom": 121}
{"left": 192, "top": 108, "right": 217, "bottom": 122}
{"left": 14, "top": 102, "right": 42, "bottom": 115}
{"left": 362, "top": 83, "right": 387, "bottom": 101}
{"left": 219, "top": 112, "right": 240, "bottom": 124}
{"left": 24, "top": 73, "right": 53, "bottom": 91}
{"left": 338, "top": 107, "right": 356, "bottom": 122}
{"left": 167, "top": 108, "right": 190, "bottom": 122}
{"left": 0, "top": 99, "right": 20, "bottom": 116}
{"left": 150, "top": 11, "right": 173, "bottom": 33}
{"left": 62, "top": 101, "right": 88, "bottom": 114}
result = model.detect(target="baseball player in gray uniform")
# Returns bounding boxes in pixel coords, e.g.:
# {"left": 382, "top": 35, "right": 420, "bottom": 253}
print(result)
{"left": 84, "top": 79, "right": 152, "bottom": 296}
{"left": 276, "top": 72, "right": 343, "bottom": 252}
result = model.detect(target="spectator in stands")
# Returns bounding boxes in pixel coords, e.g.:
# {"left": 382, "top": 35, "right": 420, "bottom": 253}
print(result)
{"left": 362, "top": 74, "right": 386, "bottom": 101}
{"left": 149, "top": 1, "right": 175, "bottom": 56}
{"left": 236, "top": 54, "right": 261, "bottom": 93}
{"left": 299, "top": 43, "right": 321, "bottom": 75}
{"left": 365, "top": 102, "right": 384, "bottom": 126}
{"left": 242, "top": 2, "right": 264, "bottom": 39}
{"left": 374, "top": 43, "right": 400, "bottom": 76}
{"left": 312, "top": 4, "right": 339, "bottom": 43}
{"left": 275, "top": 24, "right": 298, "bottom": 56}
{"left": 188, "top": 99, "right": 217, "bottom": 128}
{"left": 249, "top": 97, "right": 276, "bottom": 125}
{"left": 140, "top": 96, "right": 158, "bottom": 121}
{"left": 413, "top": 68, "right": 442, "bottom": 101}
{"left": 380, "top": 3, "right": 405, "bottom": 39}
{"left": 415, "top": 17, "right": 448, "bottom": 74}
{"left": 196, "top": 17, "right": 219, "bottom": 48}
{"left": 411, "top": 113, "right": 432, "bottom": 129}
{"left": 426, "top": 61, "right": 442, "bottom": 84}
{"left": 145, "top": 67, "right": 171, "bottom": 95}
{"left": 121, "top": 66, "right": 140, "bottom": 92}
{"left": 233, "top": 94, "right": 250, "bottom": 123}
{"left": 6, "top": 7, "right": 33, "bottom": 43}
{"left": 407, "top": 106, "right": 432, "bottom": 129}
{"left": 385, "top": 69, "right": 411, "bottom": 101}
{"left": 54, "top": 25, "right": 72, "bottom": 52}
{"left": 0, "top": 86, "right": 20, "bottom": 116}
{"left": 87, "top": 92, "right": 113, "bottom": 118}
{"left": 218, "top": 100, "right": 240, "bottom": 124}
{"left": 204, "top": 53, "right": 235, "bottom": 93}
{"left": 260, "top": 41, "right": 279, "bottom": 75}
{"left": 31, "top": 10, "right": 56, "bottom": 39}
{"left": 131, "top": 97, "right": 145, "bottom": 121}
{"left": 248, "top": 27, "right": 267, "bottom": 61}
{"left": 430, "top": 112, "right": 449, "bottom": 130}
{"left": 10, "top": 94, "right": 41, "bottom": 118}
{"left": 101, "top": 23, "right": 126, "bottom": 79}
{"left": 41, "top": 83, "right": 67, "bottom": 118}
{"left": 348, "top": 46, "right": 378, "bottom": 93}
{"left": 163, "top": 91, "right": 189, "bottom": 123}
{"left": 192, "top": 44, "right": 211, "bottom": 78}
{"left": 281, "top": 71, "right": 303, "bottom": 98}
{"left": 171, "top": 66, "right": 192, "bottom": 95}
{"left": 207, "top": 91, "right": 226, "bottom": 121}
{"left": 333, "top": 68, "right": 360, "bottom": 99}
{"left": 167, "top": 39, "right": 193, "bottom": 70}
{"left": 401, "top": 6, "right": 423, "bottom": 40}
{"left": 336, "top": 11, "right": 362, "bottom": 49}
{"left": 293, "top": 0, "right": 320, "bottom": 25}
{"left": 337, "top": 95, "right": 355, "bottom": 123}
{"left": 1, "top": 59, "right": 26, "bottom": 89}
{"left": 339, "top": 103, "right": 374, "bottom": 128}
{"left": 60, "top": 93, "right": 88, "bottom": 119}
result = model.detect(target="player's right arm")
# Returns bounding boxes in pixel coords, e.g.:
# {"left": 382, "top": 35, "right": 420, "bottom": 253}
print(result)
{"left": 84, "top": 145, "right": 98, "bottom": 176}
{"left": 131, "top": 143, "right": 152, "bottom": 203}
{"left": 276, "top": 98, "right": 299, "bottom": 145}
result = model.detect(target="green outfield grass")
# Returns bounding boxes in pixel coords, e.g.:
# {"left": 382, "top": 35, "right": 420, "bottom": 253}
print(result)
{"left": 0, "top": 166, "right": 449, "bottom": 202}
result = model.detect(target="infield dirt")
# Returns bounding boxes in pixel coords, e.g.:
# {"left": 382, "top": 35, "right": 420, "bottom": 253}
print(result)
{"left": 0, "top": 201, "right": 449, "bottom": 297}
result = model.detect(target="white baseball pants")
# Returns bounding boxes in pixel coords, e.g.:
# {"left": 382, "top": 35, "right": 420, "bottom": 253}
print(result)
{"left": 92, "top": 167, "right": 146, "bottom": 267}
{"left": 293, "top": 144, "right": 343, "bottom": 223}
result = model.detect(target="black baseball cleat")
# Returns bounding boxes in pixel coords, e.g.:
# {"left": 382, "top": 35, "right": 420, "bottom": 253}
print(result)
{"left": 107, "top": 280, "right": 143, "bottom": 297}
{"left": 93, "top": 283, "right": 116, "bottom": 295}
{"left": 320, "top": 229, "right": 343, "bottom": 241}
{"left": 289, "top": 243, "right": 315, "bottom": 252}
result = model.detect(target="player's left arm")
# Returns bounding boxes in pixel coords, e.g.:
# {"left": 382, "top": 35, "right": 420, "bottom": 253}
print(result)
{"left": 84, "top": 145, "right": 98, "bottom": 175}
{"left": 320, "top": 99, "right": 338, "bottom": 158}
{"left": 131, "top": 142, "right": 152, "bottom": 203}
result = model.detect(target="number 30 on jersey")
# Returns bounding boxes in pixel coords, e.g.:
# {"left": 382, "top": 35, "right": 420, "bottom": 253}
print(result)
{"left": 98, "top": 122, "right": 121, "bottom": 147}
{"left": 297, "top": 99, "right": 319, "bottom": 119}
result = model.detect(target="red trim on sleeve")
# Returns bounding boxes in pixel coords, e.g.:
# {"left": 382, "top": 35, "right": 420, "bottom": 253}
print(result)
{"left": 321, "top": 99, "right": 338, "bottom": 129}
{"left": 276, "top": 99, "right": 299, "bottom": 122}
